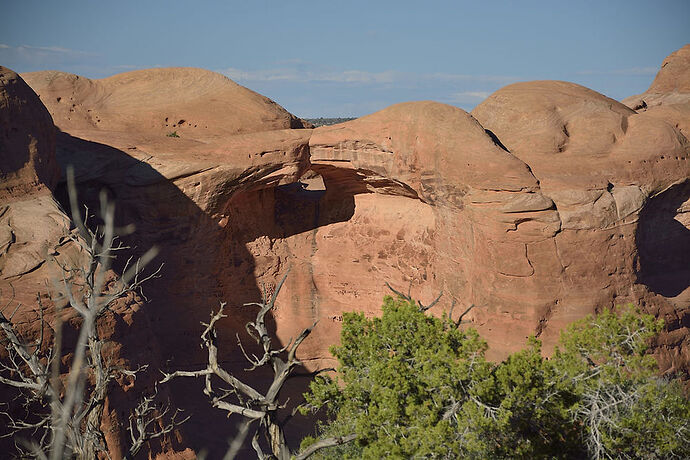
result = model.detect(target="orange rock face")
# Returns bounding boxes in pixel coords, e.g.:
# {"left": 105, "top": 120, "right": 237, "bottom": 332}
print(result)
{"left": 21, "top": 67, "right": 309, "bottom": 140}
{"left": 1, "top": 46, "right": 689, "bottom": 457}
{"left": 471, "top": 79, "right": 690, "bottom": 364}
{"left": 0, "top": 66, "right": 64, "bottom": 298}
{"left": 6, "top": 67, "right": 316, "bottom": 457}
{"left": 623, "top": 44, "right": 690, "bottom": 110}
{"left": 0, "top": 66, "right": 59, "bottom": 199}
{"left": 0, "top": 68, "right": 180, "bottom": 459}
{"left": 622, "top": 44, "right": 690, "bottom": 138}
{"left": 303, "top": 101, "right": 556, "bottom": 361}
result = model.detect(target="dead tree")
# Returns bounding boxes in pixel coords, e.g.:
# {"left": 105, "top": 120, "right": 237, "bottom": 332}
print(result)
{"left": 161, "top": 272, "right": 355, "bottom": 459}
{"left": 0, "top": 167, "right": 183, "bottom": 459}
{"left": 125, "top": 385, "right": 188, "bottom": 460}
{"left": 385, "top": 281, "right": 474, "bottom": 326}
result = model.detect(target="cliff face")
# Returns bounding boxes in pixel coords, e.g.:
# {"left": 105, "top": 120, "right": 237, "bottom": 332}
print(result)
{"left": 1, "top": 65, "right": 65, "bottom": 296}
{"left": 471, "top": 79, "right": 690, "bottom": 365}
{"left": 0, "top": 66, "right": 58, "bottom": 199}
{"left": 1, "top": 46, "right": 688, "bottom": 457}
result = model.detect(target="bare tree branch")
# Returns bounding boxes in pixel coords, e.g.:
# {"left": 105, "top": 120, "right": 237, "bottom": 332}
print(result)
{"left": 125, "top": 385, "right": 189, "bottom": 460}
{"left": 222, "top": 418, "right": 255, "bottom": 460}
{"left": 294, "top": 434, "right": 357, "bottom": 460}
{"left": 453, "top": 304, "right": 475, "bottom": 328}
{"left": 0, "top": 167, "right": 169, "bottom": 459}
{"left": 385, "top": 282, "right": 443, "bottom": 312}
{"left": 162, "top": 270, "right": 354, "bottom": 459}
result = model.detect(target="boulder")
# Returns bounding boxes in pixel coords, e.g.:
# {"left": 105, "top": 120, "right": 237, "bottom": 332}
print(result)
{"left": 472, "top": 76, "right": 690, "bottom": 369}
{"left": 21, "top": 67, "right": 309, "bottom": 143}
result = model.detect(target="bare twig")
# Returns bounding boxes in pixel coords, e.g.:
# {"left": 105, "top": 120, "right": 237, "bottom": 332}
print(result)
{"left": 125, "top": 385, "right": 189, "bottom": 459}
{"left": 0, "top": 167, "right": 167, "bottom": 459}
{"left": 294, "top": 434, "right": 357, "bottom": 460}
{"left": 385, "top": 282, "right": 443, "bottom": 312}
{"left": 162, "top": 271, "right": 354, "bottom": 459}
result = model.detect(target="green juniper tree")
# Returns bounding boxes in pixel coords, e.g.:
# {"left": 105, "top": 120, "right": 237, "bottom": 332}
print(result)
{"left": 550, "top": 307, "right": 690, "bottom": 459}
{"left": 302, "top": 297, "right": 690, "bottom": 459}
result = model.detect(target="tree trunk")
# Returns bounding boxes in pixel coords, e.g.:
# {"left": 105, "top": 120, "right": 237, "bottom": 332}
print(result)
{"left": 268, "top": 418, "right": 290, "bottom": 460}
{"left": 80, "top": 332, "right": 108, "bottom": 459}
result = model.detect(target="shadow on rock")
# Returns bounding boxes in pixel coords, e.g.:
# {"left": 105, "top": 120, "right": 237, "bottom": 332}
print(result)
{"left": 52, "top": 131, "right": 355, "bottom": 457}
{"left": 636, "top": 180, "right": 690, "bottom": 298}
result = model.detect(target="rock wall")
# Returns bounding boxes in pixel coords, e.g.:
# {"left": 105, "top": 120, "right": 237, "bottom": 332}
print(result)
{"left": 0, "top": 67, "right": 191, "bottom": 459}
{"left": 0, "top": 66, "right": 58, "bottom": 199}
{"left": 471, "top": 79, "right": 690, "bottom": 362}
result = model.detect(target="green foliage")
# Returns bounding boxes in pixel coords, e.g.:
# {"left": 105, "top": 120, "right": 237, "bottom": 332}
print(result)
{"left": 303, "top": 296, "right": 491, "bottom": 458}
{"left": 304, "top": 117, "right": 357, "bottom": 127}
{"left": 551, "top": 306, "right": 689, "bottom": 459}
{"left": 302, "top": 300, "right": 690, "bottom": 459}
{"left": 166, "top": 130, "right": 180, "bottom": 138}
{"left": 468, "top": 337, "right": 580, "bottom": 458}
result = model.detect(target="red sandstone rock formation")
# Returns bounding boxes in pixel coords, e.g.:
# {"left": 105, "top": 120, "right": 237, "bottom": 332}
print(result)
{"left": 8, "top": 67, "right": 315, "bottom": 457}
{"left": 624, "top": 45, "right": 690, "bottom": 109}
{"left": 620, "top": 44, "right": 690, "bottom": 374}
{"left": 21, "top": 67, "right": 308, "bottom": 140}
{"left": 0, "top": 66, "right": 65, "bottom": 301}
{"left": 1, "top": 46, "right": 688, "bottom": 457}
{"left": 471, "top": 79, "right": 690, "bottom": 368}
{"left": 0, "top": 67, "right": 189, "bottom": 459}
{"left": 0, "top": 66, "right": 58, "bottom": 199}
{"left": 303, "top": 101, "right": 555, "bottom": 361}
{"left": 623, "top": 44, "right": 690, "bottom": 139}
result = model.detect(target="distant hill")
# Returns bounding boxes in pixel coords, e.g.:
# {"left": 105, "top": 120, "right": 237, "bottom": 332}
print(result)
{"left": 304, "top": 117, "right": 357, "bottom": 127}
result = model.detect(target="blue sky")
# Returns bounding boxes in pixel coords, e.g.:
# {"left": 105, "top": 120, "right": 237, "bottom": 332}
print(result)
{"left": 1, "top": 1, "right": 688, "bottom": 117}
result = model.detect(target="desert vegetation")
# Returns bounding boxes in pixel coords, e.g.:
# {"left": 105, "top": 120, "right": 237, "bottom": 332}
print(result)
{"left": 300, "top": 296, "right": 690, "bottom": 459}
{"left": 0, "top": 171, "right": 184, "bottom": 459}
{"left": 303, "top": 117, "right": 357, "bottom": 127}
{"left": 4, "top": 262, "right": 688, "bottom": 458}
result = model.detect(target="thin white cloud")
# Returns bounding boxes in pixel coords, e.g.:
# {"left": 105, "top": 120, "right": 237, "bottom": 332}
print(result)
{"left": 274, "top": 58, "right": 309, "bottom": 66}
{"left": 428, "top": 72, "right": 518, "bottom": 84}
{"left": 577, "top": 67, "right": 657, "bottom": 76}
{"left": 220, "top": 67, "right": 399, "bottom": 84}
{"left": 221, "top": 67, "right": 299, "bottom": 82}
{"left": 219, "top": 66, "right": 515, "bottom": 86}
{"left": 334, "top": 70, "right": 398, "bottom": 83}
{"left": 111, "top": 64, "right": 139, "bottom": 70}
{"left": 27, "top": 45, "right": 96, "bottom": 56}
{"left": 455, "top": 91, "right": 491, "bottom": 99}
{"left": 447, "top": 91, "right": 492, "bottom": 103}
{"left": 0, "top": 44, "right": 98, "bottom": 56}
{"left": 0, "top": 44, "right": 129, "bottom": 78}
